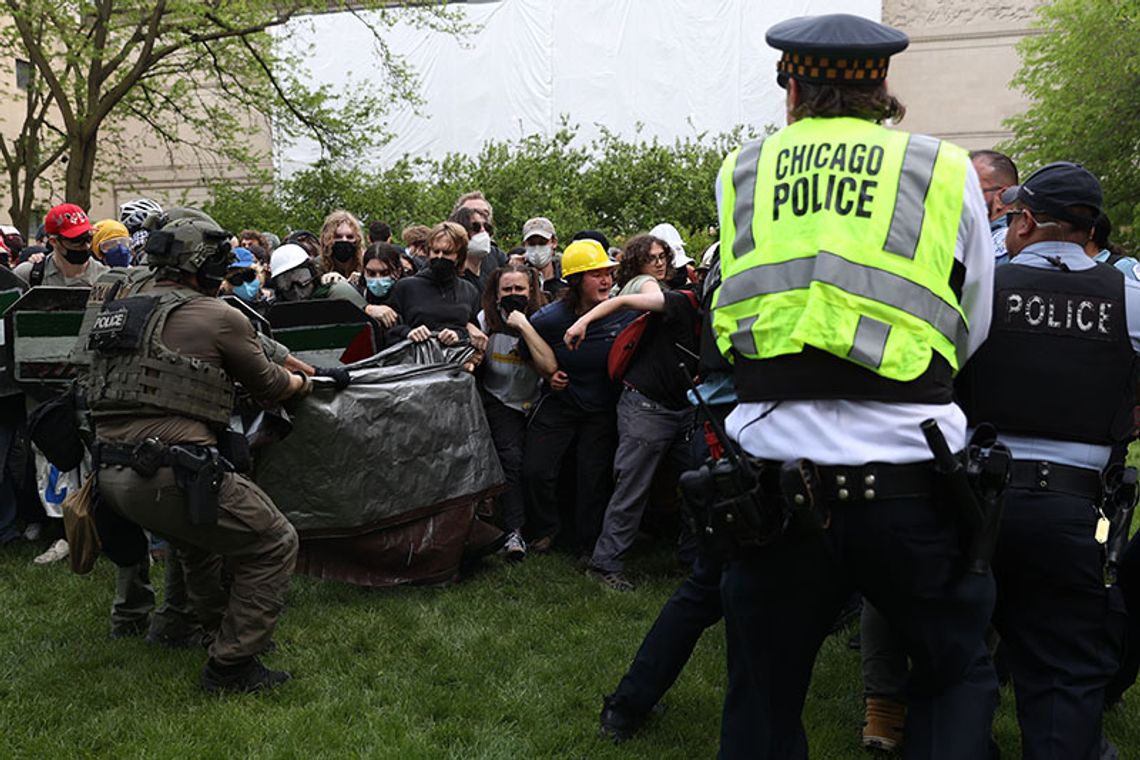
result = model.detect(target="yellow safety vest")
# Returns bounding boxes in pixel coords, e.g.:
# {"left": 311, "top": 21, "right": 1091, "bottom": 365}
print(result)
{"left": 712, "top": 117, "right": 969, "bottom": 386}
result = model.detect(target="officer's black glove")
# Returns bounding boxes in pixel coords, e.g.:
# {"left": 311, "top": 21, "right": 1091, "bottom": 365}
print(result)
{"left": 314, "top": 366, "right": 351, "bottom": 390}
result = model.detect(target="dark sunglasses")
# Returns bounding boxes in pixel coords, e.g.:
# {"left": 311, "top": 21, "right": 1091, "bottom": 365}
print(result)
{"left": 471, "top": 221, "right": 493, "bottom": 234}
{"left": 61, "top": 233, "right": 93, "bottom": 248}
{"left": 1004, "top": 209, "right": 1026, "bottom": 226}
{"left": 225, "top": 268, "right": 259, "bottom": 286}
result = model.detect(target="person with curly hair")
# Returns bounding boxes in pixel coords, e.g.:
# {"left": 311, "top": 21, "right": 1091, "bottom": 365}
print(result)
{"left": 614, "top": 234, "right": 673, "bottom": 297}
{"left": 307, "top": 210, "right": 367, "bottom": 307}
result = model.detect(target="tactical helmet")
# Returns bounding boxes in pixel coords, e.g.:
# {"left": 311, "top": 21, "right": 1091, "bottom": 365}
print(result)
{"left": 145, "top": 217, "right": 233, "bottom": 277}
{"left": 162, "top": 206, "right": 221, "bottom": 228}
{"left": 119, "top": 198, "right": 164, "bottom": 233}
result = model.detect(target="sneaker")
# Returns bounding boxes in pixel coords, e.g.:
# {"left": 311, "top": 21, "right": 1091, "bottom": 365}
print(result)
{"left": 586, "top": 566, "right": 635, "bottom": 592}
{"left": 502, "top": 530, "right": 526, "bottom": 561}
{"left": 529, "top": 535, "right": 554, "bottom": 554}
{"left": 33, "top": 539, "right": 69, "bottom": 565}
{"left": 599, "top": 695, "right": 646, "bottom": 743}
{"left": 862, "top": 697, "right": 906, "bottom": 752}
{"left": 200, "top": 657, "right": 290, "bottom": 694}
{"left": 23, "top": 522, "right": 43, "bottom": 542}
{"left": 463, "top": 519, "right": 508, "bottom": 561}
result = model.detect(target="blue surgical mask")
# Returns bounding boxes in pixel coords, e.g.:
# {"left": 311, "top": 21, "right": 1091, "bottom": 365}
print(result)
{"left": 367, "top": 276, "right": 394, "bottom": 298}
{"left": 233, "top": 279, "right": 261, "bottom": 303}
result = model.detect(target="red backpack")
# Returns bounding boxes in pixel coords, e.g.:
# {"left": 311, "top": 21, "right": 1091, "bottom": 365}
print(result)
{"left": 606, "top": 289, "right": 700, "bottom": 381}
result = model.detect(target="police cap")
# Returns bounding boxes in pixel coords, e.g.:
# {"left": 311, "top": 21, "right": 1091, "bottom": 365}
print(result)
{"left": 766, "top": 14, "right": 909, "bottom": 88}
{"left": 1000, "top": 162, "right": 1103, "bottom": 229}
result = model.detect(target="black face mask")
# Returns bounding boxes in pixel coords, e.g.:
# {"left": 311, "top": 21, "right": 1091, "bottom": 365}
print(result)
{"left": 428, "top": 257, "right": 456, "bottom": 283}
{"left": 331, "top": 240, "right": 356, "bottom": 263}
{"left": 499, "top": 294, "right": 528, "bottom": 317}
{"left": 62, "top": 248, "right": 91, "bottom": 265}
{"left": 667, "top": 268, "right": 689, "bottom": 289}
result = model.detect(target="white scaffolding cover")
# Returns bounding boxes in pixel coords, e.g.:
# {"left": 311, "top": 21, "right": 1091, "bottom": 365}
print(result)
{"left": 276, "top": 0, "right": 879, "bottom": 175}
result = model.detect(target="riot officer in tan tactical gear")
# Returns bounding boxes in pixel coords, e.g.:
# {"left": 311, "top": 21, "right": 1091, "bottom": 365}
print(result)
{"left": 78, "top": 216, "right": 312, "bottom": 693}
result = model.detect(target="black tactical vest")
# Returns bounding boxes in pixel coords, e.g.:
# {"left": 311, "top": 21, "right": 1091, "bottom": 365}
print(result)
{"left": 956, "top": 261, "right": 1136, "bottom": 444}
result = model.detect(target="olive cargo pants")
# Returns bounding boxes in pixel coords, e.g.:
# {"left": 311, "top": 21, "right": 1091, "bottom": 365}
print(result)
{"left": 97, "top": 465, "right": 298, "bottom": 665}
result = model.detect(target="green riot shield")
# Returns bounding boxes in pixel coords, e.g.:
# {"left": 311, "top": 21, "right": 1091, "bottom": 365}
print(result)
{"left": 266, "top": 299, "right": 383, "bottom": 366}
{"left": 0, "top": 269, "right": 27, "bottom": 396}
{"left": 4, "top": 286, "right": 90, "bottom": 392}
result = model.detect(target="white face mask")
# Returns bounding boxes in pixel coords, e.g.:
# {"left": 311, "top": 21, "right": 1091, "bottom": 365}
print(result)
{"left": 467, "top": 231, "right": 492, "bottom": 258}
{"left": 525, "top": 244, "right": 553, "bottom": 268}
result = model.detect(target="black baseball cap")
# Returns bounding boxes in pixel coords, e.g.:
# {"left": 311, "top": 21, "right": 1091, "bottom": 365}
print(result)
{"left": 285, "top": 229, "right": 318, "bottom": 243}
{"left": 1000, "top": 161, "right": 1102, "bottom": 227}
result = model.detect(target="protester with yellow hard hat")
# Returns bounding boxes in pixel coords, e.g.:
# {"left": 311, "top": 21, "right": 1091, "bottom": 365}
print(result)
{"left": 518, "top": 239, "right": 634, "bottom": 556}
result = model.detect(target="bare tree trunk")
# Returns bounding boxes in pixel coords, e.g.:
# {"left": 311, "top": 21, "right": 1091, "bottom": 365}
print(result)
{"left": 64, "top": 130, "right": 99, "bottom": 209}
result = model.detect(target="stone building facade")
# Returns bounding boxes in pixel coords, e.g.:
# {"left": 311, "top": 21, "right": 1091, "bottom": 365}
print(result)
{"left": 883, "top": 0, "right": 1045, "bottom": 151}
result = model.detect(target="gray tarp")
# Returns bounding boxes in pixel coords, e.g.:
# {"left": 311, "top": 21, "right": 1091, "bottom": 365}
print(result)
{"left": 256, "top": 339, "right": 505, "bottom": 537}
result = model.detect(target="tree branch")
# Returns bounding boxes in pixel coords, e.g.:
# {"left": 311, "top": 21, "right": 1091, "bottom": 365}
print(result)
{"left": 4, "top": 0, "right": 77, "bottom": 129}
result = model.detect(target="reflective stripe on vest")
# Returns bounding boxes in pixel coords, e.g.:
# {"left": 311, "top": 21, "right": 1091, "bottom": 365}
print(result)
{"left": 712, "top": 117, "right": 969, "bottom": 382}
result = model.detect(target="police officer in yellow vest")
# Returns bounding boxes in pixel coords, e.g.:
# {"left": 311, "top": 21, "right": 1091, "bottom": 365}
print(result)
{"left": 80, "top": 217, "right": 312, "bottom": 693}
{"left": 710, "top": 15, "right": 997, "bottom": 758}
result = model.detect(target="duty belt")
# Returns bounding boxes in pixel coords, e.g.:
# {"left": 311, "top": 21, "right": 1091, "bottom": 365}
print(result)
{"left": 751, "top": 459, "right": 936, "bottom": 502}
{"left": 93, "top": 439, "right": 219, "bottom": 475}
{"left": 93, "top": 438, "right": 229, "bottom": 526}
{"left": 1008, "top": 460, "right": 1102, "bottom": 500}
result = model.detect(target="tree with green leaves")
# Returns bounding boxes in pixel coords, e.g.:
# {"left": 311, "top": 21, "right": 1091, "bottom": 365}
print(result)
{"left": 1001, "top": 0, "right": 1140, "bottom": 250}
{"left": 0, "top": 1, "right": 461, "bottom": 231}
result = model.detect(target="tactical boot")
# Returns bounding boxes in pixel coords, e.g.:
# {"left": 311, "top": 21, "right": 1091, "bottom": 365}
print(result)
{"left": 200, "top": 657, "right": 290, "bottom": 695}
{"left": 862, "top": 697, "right": 906, "bottom": 752}
{"left": 110, "top": 617, "right": 150, "bottom": 640}
{"left": 146, "top": 623, "right": 210, "bottom": 649}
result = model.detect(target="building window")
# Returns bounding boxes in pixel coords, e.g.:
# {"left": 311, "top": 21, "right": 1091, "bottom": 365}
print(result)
{"left": 15, "top": 59, "right": 33, "bottom": 91}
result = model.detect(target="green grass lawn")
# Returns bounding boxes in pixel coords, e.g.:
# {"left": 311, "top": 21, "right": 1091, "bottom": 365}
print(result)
{"left": 2, "top": 539, "right": 1139, "bottom": 758}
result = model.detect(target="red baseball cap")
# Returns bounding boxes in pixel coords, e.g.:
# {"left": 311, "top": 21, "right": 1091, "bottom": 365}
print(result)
{"left": 44, "top": 203, "right": 93, "bottom": 239}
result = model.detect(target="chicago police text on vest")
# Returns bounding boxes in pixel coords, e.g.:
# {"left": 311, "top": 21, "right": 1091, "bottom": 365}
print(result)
{"left": 773, "top": 142, "right": 884, "bottom": 220}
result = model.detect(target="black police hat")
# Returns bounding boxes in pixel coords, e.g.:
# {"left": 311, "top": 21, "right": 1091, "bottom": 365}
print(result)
{"left": 999, "top": 161, "right": 1103, "bottom": 228}
{"left": 766, "top": 14, "right": 909, "bottom": 88}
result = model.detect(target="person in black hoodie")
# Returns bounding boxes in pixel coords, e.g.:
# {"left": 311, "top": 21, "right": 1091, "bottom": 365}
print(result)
{"left": 386, "top": 221, "right": 488, "bottom": 356}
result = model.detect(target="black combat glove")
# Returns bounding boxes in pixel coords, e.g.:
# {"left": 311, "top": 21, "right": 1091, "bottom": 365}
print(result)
{"left": 314, "top": 366, "right": 351, "bottom": 390}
